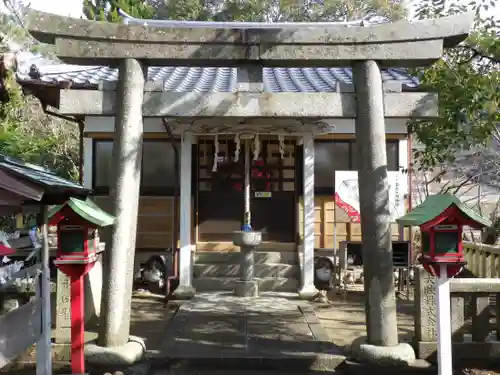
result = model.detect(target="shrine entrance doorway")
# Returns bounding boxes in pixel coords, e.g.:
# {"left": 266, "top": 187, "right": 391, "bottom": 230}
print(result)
{"left": 197, "top": 138, "right": 298, "bottom": 245}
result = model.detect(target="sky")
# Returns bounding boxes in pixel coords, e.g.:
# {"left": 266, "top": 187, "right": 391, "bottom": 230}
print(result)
{"left": 5, "top": 0, "right": 500, "bottom": 19}
{"left": 26, "top": 0, "right": 84, "bottom": 18}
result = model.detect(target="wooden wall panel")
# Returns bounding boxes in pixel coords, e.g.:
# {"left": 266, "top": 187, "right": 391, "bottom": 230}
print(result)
{"left": 298, "top": 196, "right": 410, "bottom": 249}
{"left": 298, "top": 196, "right": 351, "bottom": 250}
{"left": 137, "top": 216, "right": 173, "bottom": 233}
{"left": 139, "top": 197, "right": 173, "bottom": 215}
{"left": 92, "top": 196, "right": 175, "bottom": 249}
{"left": 350, "top": 223, "right": 362, "bottom": 237}
{"left": 136, "top": 233, "right": 172, "bottom": 249}
{"left": 196, "top": 242, "right": 296, "bottom": 252}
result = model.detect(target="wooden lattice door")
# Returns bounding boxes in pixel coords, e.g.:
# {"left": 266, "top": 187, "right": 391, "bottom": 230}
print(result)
{"left": 196, "top": 138, "right": 297, "bottom": 243}
{"left": 250, "top": 139, "right": 296, "bottom": 242}
{"left": 197, "top": 139, "right": 244, "bottom": 242}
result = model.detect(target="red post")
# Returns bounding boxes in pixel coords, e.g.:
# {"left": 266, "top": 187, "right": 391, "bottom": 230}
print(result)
{"left": 49, "top": 204, "right": 110, "bottom": 374}
{"left": 70, "top": 275, "right": 85, "bottom": 374}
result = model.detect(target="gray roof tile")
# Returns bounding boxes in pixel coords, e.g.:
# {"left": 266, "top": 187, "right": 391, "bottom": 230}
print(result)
{"left": 15, "top": 55, "right": 419, "bottom": 92}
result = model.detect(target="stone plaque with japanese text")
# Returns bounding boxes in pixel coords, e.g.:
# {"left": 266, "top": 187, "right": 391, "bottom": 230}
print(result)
{"left": 55, "top": 270, "right": 71, "bottom": 359}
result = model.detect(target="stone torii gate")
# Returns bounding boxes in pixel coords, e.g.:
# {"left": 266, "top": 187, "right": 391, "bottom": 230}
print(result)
{"left": 24, "top": 9, "right": 472, "bottom": 366}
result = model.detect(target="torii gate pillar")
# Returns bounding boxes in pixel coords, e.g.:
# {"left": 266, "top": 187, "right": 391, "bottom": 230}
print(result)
{"left": 353, "top": 60, "right": 401, "bottom": 347}
{"left": 95, "top": 58, "right": 147, "bottom": 361}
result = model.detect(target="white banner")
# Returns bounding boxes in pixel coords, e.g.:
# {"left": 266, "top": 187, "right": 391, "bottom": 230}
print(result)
{"left": 334, "top": 170, "right": 407, "bottom": 223}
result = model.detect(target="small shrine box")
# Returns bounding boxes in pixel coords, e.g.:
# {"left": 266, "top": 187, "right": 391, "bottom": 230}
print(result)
{"left": 397, "top": 194, "right": 491, "bottom": 277}
{"left": 56, "top": 224, "right": 99, "bottom": 264}
{"left": 49, "top": 198, "right": 114, "bottom": 265}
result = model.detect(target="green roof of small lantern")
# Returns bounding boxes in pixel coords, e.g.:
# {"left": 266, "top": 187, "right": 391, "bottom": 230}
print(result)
{"left": 396, "top": 193, "right": 491, "bottom": 228}
{"left": 48, "top": 197, "right": 115, "bottom": 227}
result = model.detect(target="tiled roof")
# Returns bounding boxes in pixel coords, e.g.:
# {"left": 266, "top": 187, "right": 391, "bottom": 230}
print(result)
{"left": 0, "top": 154, "right": 88, "bottom": 194}
{"left": 15, "top": 54, "right": 420, "bottom": 92}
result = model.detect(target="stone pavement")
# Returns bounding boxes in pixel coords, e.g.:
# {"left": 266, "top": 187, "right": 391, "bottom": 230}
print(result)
{"left": 154, "top": 292, "right": 345, "bottom": 372}
{"left": 2, "top": 290, "right": 417, "bottom": 375}
{"left": 317, "top": 288, "right": 415, "bottom": 349}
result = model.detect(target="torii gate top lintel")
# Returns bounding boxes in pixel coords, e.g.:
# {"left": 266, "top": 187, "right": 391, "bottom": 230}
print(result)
{"left": 23, "top": 8, "right": 474, "bottom": 67}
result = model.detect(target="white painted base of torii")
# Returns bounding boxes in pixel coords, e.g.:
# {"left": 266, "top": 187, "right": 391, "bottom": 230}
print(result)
{"left": 436, "top": 264, "right": 453, "bottom": 375}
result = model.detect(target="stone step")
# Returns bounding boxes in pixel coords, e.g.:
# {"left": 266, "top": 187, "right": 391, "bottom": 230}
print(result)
{"left": 193, "top": 277, "right": 299, "bottom": 292}
{"left": 193, "top": 263, "right": 299, "bottom": 279}
{"left": 194, "top": 251, "right": 297, "bottom": 265}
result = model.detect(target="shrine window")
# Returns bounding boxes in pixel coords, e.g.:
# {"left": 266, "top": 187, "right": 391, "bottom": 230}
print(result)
{"left": 314, "top": 141, "right": 350, "bottom": 193}
{"left": 351, "top": 140, "right": 399, "bottom": 172}
{"left": 314, "top": 139, "right": 400, "bottom": 195}
{"left": 92, "top": 139, "right": 178, "bottom": 195}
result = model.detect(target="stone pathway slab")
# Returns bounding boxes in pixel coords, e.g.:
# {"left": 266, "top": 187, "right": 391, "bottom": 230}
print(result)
{"left": 158, "top": 292, "right": 345, "bottom": 371}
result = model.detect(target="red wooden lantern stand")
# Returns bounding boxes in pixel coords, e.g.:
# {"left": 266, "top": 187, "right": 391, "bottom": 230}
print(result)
{"left": 56, "top": 261, "right": 96, "bottom": 374}
{"left": 397, "top": 194, "right": 491, "bottom": 375}
{"left": 49, "top": 198, "right": 114, "bottom": 375}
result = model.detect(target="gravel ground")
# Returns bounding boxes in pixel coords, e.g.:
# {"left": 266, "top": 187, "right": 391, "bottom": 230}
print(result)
{"left": 313, "top": 285, "right": 415, "bottom": 348}
{"left": 1, "top": 292, "right": 178, "bottom": 375}
{"left": 315, "top": 285, "right": 500, "bottom": 375}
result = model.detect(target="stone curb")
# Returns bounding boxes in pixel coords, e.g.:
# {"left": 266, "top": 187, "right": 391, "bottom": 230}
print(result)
{"left": 86, "top": 359, "right": 152, "bottom": 375}
{"left": 148, "top": 355, "right": 346, "bottom": 372}
{"left": 344, "top": 359, "right": 437, "bottom": 375}
{"left": 0, "top": 360, "right": 153, "bottom": 375}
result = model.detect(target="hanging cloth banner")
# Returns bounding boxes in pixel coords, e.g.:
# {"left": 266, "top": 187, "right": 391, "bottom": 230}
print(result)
{"left": 334, "top": 170, "right": 407, "bottom": 223}
{"left": 334, "top": 192, "right": 361, "bottom": 223}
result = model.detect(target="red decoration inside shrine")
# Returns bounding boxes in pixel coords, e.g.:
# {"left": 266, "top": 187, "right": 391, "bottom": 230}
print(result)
{"left": 232, "top": 159, "right": 271, "bottom": 191}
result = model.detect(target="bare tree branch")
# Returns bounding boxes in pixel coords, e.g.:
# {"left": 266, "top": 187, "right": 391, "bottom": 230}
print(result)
{"left": 457, "top": 44, "right": 500, "bottom": 65}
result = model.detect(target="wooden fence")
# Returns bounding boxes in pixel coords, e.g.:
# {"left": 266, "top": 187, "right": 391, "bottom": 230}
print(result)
{"left": 414, "top": 266, "right": 500, "bottom": 361}
{"left": 463, "top": 242, "right": 500, "bottom": 278}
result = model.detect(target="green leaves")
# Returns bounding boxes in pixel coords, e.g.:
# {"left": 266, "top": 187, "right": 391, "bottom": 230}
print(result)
{"left": 410, "top": 0, "right": 499, "bottom": 171}
{"left": 83, "top": 0, "right": 155, "bottom": 22}
{"left": 0, "top": 96, "right": 80, "bottom": 181}
{"left": 0, "top": 56, "right": 79, "bottom": 181}
{"left": 85, "top": 0, "right": 407, "bottom": 23}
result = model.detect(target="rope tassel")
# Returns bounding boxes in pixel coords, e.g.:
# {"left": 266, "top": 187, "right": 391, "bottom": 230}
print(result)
{"left": 234, "top": 133, "right": 241, "bottom": 162}
{"left": 278, "top": 134, "right": 285, "bottom": 159}
{"left": 253, "top": 133, "right": 260, "bottom": 161}
{"left": 212, "top": 131, "right": 219, "bottom": 172}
